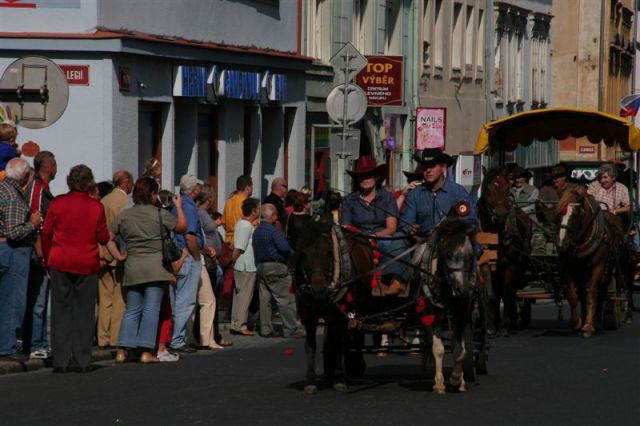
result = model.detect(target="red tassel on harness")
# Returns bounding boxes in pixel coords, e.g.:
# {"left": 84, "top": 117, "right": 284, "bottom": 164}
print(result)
{"left": 415, "top": 296, "right": 427, "bottom": 314}
{"left": 420, "top": 314, "right": 436, "bottom": 327}
{"left": 479, "top": 274, "right": 486, "bottom": 285}
{"left": 345, "top": 292, "right": 354, "bottom": 303}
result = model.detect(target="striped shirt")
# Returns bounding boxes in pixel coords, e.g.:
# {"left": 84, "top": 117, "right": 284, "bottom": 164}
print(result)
{"left": 0, "top": 178, "right": 37, "bottom": 243}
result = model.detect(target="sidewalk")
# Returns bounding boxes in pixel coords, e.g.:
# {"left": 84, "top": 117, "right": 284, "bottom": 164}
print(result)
{"left": 0, "top": 348, "right": 114, "bottom": 376}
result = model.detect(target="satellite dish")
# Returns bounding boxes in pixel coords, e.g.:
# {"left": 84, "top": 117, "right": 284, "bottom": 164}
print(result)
{"left": 0, "top": 56, "right": 69, "bottom": 129}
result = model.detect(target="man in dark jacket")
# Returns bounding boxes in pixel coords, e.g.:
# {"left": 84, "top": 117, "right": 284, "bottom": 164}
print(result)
{"left": 262, "top": 177, "right": 288, "bottom": 230}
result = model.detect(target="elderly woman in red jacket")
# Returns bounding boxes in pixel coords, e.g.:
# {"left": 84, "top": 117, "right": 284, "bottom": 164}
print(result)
{"left": 41, "top": 164, "right": 123, "bottom": 373}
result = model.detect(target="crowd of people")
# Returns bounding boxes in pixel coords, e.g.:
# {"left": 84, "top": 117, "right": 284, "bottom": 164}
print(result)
{"left": 0, "top": 141, "right": 316, "bottom": 371}
{"left": 0, "top": 99, "right": 633, "bottom": 374}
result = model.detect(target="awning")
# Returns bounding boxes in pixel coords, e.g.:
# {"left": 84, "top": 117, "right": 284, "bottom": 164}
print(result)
{"left": 474, "top": 107, "right": 640, "bottom": 154}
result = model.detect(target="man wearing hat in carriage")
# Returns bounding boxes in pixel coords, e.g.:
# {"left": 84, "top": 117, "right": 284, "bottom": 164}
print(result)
{"left": 340, "top": 155, "right": 407, "bottom": 295}
{"left": 508, "top": 166, "right": 547, "bottom": 255}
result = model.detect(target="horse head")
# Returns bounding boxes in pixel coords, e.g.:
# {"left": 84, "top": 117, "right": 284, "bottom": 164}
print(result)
{"left": 293, "top": 216, "right": 337, "bottom": 307}
{"left": 478, "top": 169, "right": 513, "bottom": 225}
{"left": 433, "top": 218, "right": 478, "bottom": 299}
{"left": 555, "top": 186, "right": 589, "bottom": 253}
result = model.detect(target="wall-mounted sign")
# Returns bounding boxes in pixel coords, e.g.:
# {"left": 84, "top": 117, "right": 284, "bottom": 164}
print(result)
{"left": 217, "top": 70, "right": 261, "bottom": 100}
{"left": 173, "top": 65, "right": 207, "bottom": 97}
{"left": 355, "top": 55, "right": 403, "bottom": 106}
{"left": 416, "top": 107, "right": 446, "bottom": 150}
{"left": 117, "top": 67, "right": 130, "bottom": 92}
{"left": 0, "top": 0, "right": 81, "bottom": 8}
{"left": 59, "top": 65, "right": 89, "bottom": 85}
{"left": 262, "top": 72, "right": 286, "bottom": 101}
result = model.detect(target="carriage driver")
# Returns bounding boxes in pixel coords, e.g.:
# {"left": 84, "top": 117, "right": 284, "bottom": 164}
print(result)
{"left": 340, "top": 155, "right": 407, "bottom": 295}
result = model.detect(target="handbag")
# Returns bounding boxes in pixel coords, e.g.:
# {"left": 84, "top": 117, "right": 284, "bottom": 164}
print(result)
{"left": 158, "top": 208, "right": 182, "bottom": 264}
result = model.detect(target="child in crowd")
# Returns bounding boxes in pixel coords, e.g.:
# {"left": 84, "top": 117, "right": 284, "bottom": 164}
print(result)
{"left": 0, "top": 105, "right": 21, "bottom": 180}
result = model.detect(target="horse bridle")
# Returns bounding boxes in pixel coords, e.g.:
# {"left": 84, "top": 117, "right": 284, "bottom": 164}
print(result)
{"left": 557, "top": 197, "right": 602, "bottom": 256}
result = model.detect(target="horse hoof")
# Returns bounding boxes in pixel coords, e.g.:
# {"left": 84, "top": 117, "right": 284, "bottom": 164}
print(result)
{"left": 333, "top": 382, "right": 348, "bottom": 392}
{"left": 433, "top": 387, "right": 446, "bottom": 395}
{"left": 304, "top": 385, "right": 318, "bottom": 395}
{"left": 458, "top": 383, "right": 467, "bottom": 393}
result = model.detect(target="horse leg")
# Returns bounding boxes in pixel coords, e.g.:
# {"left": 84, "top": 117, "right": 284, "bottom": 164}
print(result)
{"left": 581, "top": 266, "right": 603, "bottom": 337}
{"left": 303, "top": 318, "right": 318, "bottom": 395}
{"left": 500, "top": 267, "right": 516, "bottom": 335}
{"left": 565, "top": 274, "right": 581, "bottom": 331}
{"left": 429, "top": 328, "right": 446, "bottom": 395}
{"left": 449, "top": 323, "right": 467, "bottom": 393}
{"left": 332, "top": 325, "right": 348, "bottom": 392}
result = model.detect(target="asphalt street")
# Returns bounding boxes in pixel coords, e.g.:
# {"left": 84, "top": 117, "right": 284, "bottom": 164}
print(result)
{"left": 0, "top": 301, "right": 638, "bottom": 426}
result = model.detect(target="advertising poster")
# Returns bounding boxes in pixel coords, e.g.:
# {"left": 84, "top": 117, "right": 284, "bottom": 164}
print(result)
{"left": 355, "top": 56, "right": 404, "bottom": 106}
{"left": 415, "top": 107, "right": 446, "bottom": 150}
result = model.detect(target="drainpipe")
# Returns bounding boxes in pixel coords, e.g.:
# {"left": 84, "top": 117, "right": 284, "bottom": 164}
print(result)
{"left": 598, "top": 0, "right": 606, "bottom": 111}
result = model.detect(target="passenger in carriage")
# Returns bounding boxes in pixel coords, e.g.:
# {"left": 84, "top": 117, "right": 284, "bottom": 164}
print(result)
{"left": 340, "top": 155, "right": 406, "bottom": 295}
{"left": 509, "top": 167, "right": 539, "bottom": 217}
{"left": 587, "top": 163, "right": 630, "bottom": 220}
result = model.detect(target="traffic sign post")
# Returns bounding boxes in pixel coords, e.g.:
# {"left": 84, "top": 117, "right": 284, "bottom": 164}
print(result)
{"left": 327, "top": 43, "right": 368, "bottom": 192}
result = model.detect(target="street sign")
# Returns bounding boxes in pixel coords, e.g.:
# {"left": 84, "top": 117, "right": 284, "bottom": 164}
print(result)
{"left": 329, "top": 42, "right": 368, "bottom": 82}
{"left": 0, "top": 56, "right": 69, "bottom": 129}
{"left": 326, "top": 84, "right": 367, "bottom": 124}
{"left": 329, "top": 129, "right": 360, "bottom": 159}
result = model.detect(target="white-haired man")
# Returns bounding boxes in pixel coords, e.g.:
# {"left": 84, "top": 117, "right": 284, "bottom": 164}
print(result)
{"left": 0, "top": 158, "right": 41, "bottom": 360}
{"left": 252, "top": 203, "right": 304, "bottom": 338}
{"left": 169, "top": 175, "right": 206, "bottom": 354}
{"left": 587, "top": 163, "right": 630, "bottom": 218}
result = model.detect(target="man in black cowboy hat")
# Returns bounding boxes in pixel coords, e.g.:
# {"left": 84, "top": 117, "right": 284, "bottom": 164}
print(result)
{"left": 401, "top": 148, "right": 478, "bottom": 235}
{"left": 509, "top": 166, "right": 538, "bottom": 216}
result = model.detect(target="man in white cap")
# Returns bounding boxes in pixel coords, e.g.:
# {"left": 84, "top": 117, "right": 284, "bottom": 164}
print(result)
{"left": 169, "top": 174, "right": 205, "bottom": 354}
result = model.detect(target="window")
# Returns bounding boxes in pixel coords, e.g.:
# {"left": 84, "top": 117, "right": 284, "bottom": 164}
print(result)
{"left": 307, "top": 0, "right": 332, "bottom": 63}
{"left": 385, "top": 0, "right": 402, "bottom": 55}
{"left": 465, "top": 5, "right": 474, "bottom": 70}
{"left": 354, "top": 0, "right": 375, "bottom": 54}
{"left": 451, "top": 2, "right": 463, "bottom": 71}
{"left": 423, "top": 0, "right": 433, "bottom": 70}
{"left": 433, "top": 0, "right": 444, "bottom": 69}
{"left": 476, "top": 8, "right": 484, "bottom": 73}
{"left": 531, "top": 17, "right": 550, "bottom": 107}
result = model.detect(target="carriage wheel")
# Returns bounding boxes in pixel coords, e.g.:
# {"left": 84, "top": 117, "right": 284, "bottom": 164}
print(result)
{"left": 518, "top": 300, "right": 532, "bottom": 329}
{"left": 474, "top": 347, "right": 488, "bottom": 375}
{"left": 344, "top": 349, "right": 366, "bottom": 379}
{"left": 462, "top": 328, "right": 476, "bottom": 383}
{"left": 602, "top": 300, "right": 620, "bottom": 330}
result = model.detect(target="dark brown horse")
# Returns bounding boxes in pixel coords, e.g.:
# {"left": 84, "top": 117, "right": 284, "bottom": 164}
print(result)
{"left": 292, "top": 214, "right": 373, "bottom": 394}
{"left": 477, "top": 169, "right": 532, "bottom": 334}
{"left": 555, "top": 186, "right": 626, "bottom": 337}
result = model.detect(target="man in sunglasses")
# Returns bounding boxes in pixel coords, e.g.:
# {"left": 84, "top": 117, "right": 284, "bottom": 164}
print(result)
{"left": 263, "top": 177, "right": 288, "bottom": 231}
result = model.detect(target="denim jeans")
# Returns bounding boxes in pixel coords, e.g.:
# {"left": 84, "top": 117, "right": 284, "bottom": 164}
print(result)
{"left": 22, "top": 260, "right": 49, "bottom": 352}
{"left": 377, "top": 233, "right": 409, "bottom": 281}
{"left": 0, "top": 243, "right": 33, "bottom": 355}
{"left": 117, "top": 282, "right": 165, "bottom": 350}
{"left": 169, "top": 255, "right": 201, "bottom": 348}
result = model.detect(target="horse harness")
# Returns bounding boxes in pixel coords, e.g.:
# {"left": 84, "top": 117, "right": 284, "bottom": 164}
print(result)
{"left": 558, "top": 196, "right": 607, "bottom": 258}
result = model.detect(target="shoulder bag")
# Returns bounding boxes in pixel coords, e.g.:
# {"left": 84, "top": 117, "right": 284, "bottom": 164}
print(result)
{"left": 158, "top": 208, "right": 182, "bottom": 263}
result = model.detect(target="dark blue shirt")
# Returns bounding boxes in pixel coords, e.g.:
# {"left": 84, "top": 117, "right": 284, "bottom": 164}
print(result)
{"left": 252, "top": 221, "right": 291, "bottom": 263}
{"left": 172, "top": 194, "right": 204, "bottom": 250}
{"left": 340, "top": 188, "right": 399, "bottom": 234}
{"left": 401, "top": 178, "right": 478, "bottom": 233}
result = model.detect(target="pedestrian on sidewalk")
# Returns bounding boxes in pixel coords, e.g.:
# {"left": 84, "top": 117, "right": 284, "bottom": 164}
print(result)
{"left": 22, "top": 151, "right": 56, "bottom": 360}
{"left": 229, "top": 197, "right": 260, "bottom": 336}
{"left": 253, "top": 204, "right": 304, "bottom": 338}
{"left": 110, "top": 177, "right": 187, "bottom": 364}
{"left": 0, "top": 158, "right": 40, "bottom": 361}
{"left": 41, "top": 164, "right": 111, "bottom": 373}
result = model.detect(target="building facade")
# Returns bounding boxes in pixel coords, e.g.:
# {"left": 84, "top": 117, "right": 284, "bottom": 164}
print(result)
{"left": 0, "top": 0, "right": 310, "bottom": 208}
{"left": 552, "top": 0, "right": 634, "bottom": 162}
{"left": 302, "top": 0, "right": 419, "bottom": 193}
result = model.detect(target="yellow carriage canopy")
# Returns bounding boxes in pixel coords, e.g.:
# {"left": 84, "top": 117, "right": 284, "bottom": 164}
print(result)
{"left": 474, "top": 107, "right": 640, "bottom": 154}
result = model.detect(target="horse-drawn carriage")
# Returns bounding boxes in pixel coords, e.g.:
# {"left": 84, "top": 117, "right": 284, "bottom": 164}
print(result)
{"left": 474, "top": 107, "right": 640, "bottom": 336}
{"left": 293, "top": 206, "right": 489, "bottom": 395}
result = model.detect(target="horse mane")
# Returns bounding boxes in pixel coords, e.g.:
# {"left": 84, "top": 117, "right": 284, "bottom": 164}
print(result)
{"left": 433, "top": 218, "right": 473, "bottom": 257}
{"left": 556, "top": 185, "right": 587, "bottom": 214}
{"left": 481, "top": 168, "right": 507, "bottom": 193}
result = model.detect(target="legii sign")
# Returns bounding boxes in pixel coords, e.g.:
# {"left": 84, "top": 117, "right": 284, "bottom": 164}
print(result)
{"left": 59, "top": 65, "right": 89, "bottom": 85}
{"left": 355, "top": 56, "right": 403, "bottom": 106}
{"left": 415, "top": 107, "right": 446, "bottom": 150}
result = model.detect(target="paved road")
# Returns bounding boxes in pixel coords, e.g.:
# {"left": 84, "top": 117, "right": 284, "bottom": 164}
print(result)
{"left": 1, "top": 302, "right": 638, "bottom": 426}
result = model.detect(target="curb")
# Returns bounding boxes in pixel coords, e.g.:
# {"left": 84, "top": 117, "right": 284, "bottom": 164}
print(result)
{"left": 0, "top": 349, "right": 114, "bottom": 376}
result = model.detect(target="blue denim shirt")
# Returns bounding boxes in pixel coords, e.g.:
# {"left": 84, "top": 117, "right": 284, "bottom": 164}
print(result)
{"left": 401, "top": 178, "right": 478, "bottom": 233}
{"left": 252, "top": 221, "right": 291, "bottom": 263}
{"left": 340, "top": 188, "right": 399, "bottom": 234}
{"left": 172, "top": 194, "right": 204, "bottom": 250}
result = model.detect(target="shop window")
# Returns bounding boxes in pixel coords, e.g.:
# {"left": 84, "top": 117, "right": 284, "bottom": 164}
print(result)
{"left": 197, "top": 108, "right": 219, "bottom": 208}
{"left": 138, "top": 102, "right": 163, "bottom": 181}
